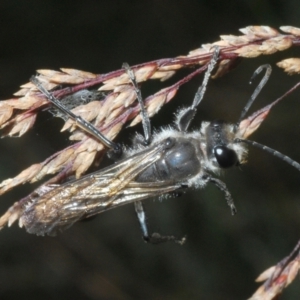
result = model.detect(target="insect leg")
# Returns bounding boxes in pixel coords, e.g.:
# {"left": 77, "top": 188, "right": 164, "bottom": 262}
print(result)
{"left": 177, "top": 47, "right": 220, "bottom": 132}
{"left": 205, "top": 176, "right": 237, "bottom": 215}
{"left": 236, "top": 64, "right": 272, "bottom": 127}
{"left": 123, "top": 63, "right": 152, "bottom": 145}
{"left": 124, "top": 63, "right": 183, "bottom": 244}
{"left": 134, "top": 201, "right": 149, "bottom": 238}
{"left": 134, "top": 201, "right": 186, "bottom": 245}
{"left": 30, "top": 76, "right": 122, "bottom": 155}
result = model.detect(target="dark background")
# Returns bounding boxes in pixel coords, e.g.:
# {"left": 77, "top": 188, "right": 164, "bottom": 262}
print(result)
{"left": 0, "top": 1, "right": 300, "bottom": 299}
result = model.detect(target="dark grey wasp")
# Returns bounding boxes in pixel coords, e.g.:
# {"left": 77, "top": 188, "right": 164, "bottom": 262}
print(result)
{"left": 24, "top": 48, "right": 300, "bottom": 244}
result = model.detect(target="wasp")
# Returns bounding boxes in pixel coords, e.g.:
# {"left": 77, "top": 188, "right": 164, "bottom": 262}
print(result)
{"left": 19, "top": 48, "right": 300, "bottom": 244}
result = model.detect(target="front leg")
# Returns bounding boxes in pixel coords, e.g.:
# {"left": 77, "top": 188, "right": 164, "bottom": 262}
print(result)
{"left": 204, "top": 175, "right": 237, "bottom": 215}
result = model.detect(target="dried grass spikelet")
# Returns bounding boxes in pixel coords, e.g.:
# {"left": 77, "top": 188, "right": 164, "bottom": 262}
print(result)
{"left": 277, "top": 58, "right": 300, "bottom": 75}
{"left": 249, "top": 241, "right": 300, "bottom": 300}
{"left": 1, "top": 25, "right": 300, "bottom": 230}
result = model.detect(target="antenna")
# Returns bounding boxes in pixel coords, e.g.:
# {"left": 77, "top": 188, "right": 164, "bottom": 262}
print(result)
{"left": 235, "top": 138, "right": 300, "bottom": 172}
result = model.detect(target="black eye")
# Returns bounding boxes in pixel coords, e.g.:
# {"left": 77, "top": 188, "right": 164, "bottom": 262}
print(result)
{"left": 214, "top": 146, "right": 238, "bottom": 168}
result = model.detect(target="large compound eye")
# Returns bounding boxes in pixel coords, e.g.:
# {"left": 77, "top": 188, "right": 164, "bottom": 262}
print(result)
{"left": 214, "top": 146, "right": 238, "bottom": 168}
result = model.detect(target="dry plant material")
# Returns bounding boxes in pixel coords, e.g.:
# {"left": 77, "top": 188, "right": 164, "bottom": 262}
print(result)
{"left": 0, "top": 25, "right": 300, "bottom": 298}
{"left": 0, "top": 26, "right": 299, "bottom": 192}
{"left": 249, "top": 240, "right": 300, "bottom": 300}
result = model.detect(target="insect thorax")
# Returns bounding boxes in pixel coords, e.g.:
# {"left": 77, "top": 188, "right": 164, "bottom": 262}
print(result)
{"left": 129, "top": 121, "right": 247, "bottom": 189}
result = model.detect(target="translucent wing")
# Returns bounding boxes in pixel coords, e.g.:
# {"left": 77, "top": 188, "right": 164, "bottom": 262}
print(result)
{"left": 20, "top": 141, "right": 180, "bottom": 236}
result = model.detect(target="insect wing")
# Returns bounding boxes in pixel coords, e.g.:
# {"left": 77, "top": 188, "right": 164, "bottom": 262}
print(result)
{"left": 20, "top": 142, "right": 180, "bottom": 236}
